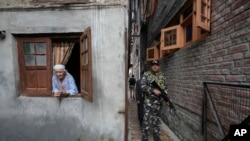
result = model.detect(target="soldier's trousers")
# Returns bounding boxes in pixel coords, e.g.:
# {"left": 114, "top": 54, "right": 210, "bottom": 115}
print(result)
{"left": 141, "top": 99, "right": 162, "bottom": 141}
{"left": 137, "top": 99, "right": 144, "bottom": 127}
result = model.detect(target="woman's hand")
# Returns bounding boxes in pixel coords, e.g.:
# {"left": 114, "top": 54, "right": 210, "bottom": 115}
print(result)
{"left": 54, "top": 92, "right": 62, "bottom": 97}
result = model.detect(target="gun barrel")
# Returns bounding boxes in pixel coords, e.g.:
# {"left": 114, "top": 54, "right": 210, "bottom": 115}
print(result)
{"left": 151, "top": 80, "right": 180, "bottom": 120}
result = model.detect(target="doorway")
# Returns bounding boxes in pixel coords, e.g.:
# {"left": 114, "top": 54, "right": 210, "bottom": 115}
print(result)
{"left": 65, "top": 43, "right": 80, "bottom": 92}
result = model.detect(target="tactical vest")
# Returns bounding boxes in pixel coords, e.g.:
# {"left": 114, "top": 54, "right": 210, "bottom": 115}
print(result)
{"left": 142, "top": 71, "right": 166, "bottom": 100}
{"left": 144, "top": 71, "right": 166, "bottom": 90}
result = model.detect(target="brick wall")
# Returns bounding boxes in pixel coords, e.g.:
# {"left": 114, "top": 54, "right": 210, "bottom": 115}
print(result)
{"left": 160, "top": 0, "right": 250, "bottom": 140}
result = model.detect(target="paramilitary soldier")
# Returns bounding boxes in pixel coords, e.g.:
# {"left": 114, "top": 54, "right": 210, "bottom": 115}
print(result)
{"left": 140, "top": 60, "right": 168, "bottom": 141}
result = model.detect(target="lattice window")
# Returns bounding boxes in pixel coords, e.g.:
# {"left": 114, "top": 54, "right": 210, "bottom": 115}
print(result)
{"left": 196, "top": 0, "right": 211, "bottom": 31}
{"left": 160, "top": 25, "right": 183, "bottom": 52}
{"left": 146, "top": 46, "right": 159, "bottom": 61}
{"left": 80, "top": 27, "right": 93, "bottom": 102}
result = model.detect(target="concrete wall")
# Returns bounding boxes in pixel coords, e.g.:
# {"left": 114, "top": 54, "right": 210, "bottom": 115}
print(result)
{"left": 0, "top": 3, "right": 127, "bottom": 141}
{"left": 0, "top": 0, "right": 127, "bottom": 6}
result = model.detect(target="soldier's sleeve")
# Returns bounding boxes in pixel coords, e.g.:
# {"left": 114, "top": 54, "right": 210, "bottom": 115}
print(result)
{"left": 141, "top": 74, "right": 153, "bottom": 94}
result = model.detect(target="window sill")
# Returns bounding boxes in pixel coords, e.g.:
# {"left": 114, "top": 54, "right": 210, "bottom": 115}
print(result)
{"left": 20, "top": 93, "right": 84, "bottom": 98}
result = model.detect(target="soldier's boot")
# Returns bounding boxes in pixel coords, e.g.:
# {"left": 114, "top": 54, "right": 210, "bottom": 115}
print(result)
{"left": 153, "top": 133, "right": 161, "bottom": 141}
{"left": 141, "top": 134, "right": 148, "bottom": 141}
{"left": 141, "top": 135, "right": 148, "bottom": 141}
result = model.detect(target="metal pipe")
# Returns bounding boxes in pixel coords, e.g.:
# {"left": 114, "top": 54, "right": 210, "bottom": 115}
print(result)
{"left": 202, "top": 82, "right": 207, "bottom": 141}
{"left": 204, "top": 83, "right": 226, "bottom": 137}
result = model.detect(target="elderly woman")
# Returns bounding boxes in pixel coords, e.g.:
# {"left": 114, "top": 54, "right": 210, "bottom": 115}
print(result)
{"left": 52, "top": 64, "right": 78, "bottom": 96}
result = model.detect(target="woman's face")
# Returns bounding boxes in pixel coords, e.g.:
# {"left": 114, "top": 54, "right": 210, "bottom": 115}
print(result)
{"left": 55, "top": 69, "right": 66, "bottom": 80}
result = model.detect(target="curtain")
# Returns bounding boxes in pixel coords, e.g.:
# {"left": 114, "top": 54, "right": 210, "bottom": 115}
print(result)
{"left": 53, "top": 42, "right": 75, "bottom": 65}
{"left": 143, "top": 0, "right": 158, "bottom": 19}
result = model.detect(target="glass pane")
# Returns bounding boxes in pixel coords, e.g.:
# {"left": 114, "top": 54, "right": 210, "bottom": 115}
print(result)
{"left": 201, "top": 17, "right": 206, "bottom": 23}
{"left": 25, "top": 55, "right": 35, "bottom": 66}
{"left": 23, "top": 43, "right": 35, "bottom": 54}
{"left": 82, "top": 53, "right": 88, "bottom": 65}
{"left": 164, "top": 29, "right": 177, "bottom": 46}
{"left": 82, "top": 39, "right": 87, "bottom": 51}
{"left": 85, "top": 53, "right": 88, "bottom": 64}
{"left": 83, "top": 54, "right": 86, "bottom": 64}
{"left": 200, "top": 28, "right": 207, "bottom": 35}
{"left": 36, "top": 55, "right": 46, "bottom": 66}
{"left": 186, "top": 24, "right": 192, "bottom": 42}
{"left": 148, "top": 49, "right": 154, "bottom": 59}
{"left": 81, "top": 41, "right": 84, "bottom": 51}
{"left": 201, "top": 2, "right": 206, "bottom": 15}
{"left": 36, "top": 43, "right": 46, "bottom": 54}
{"left": 85, "top": 39, "right": 88, "bottom": 50}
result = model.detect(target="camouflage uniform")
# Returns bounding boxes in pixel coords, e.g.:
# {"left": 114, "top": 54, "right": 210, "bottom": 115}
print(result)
{"left": 140, "top": 71, "right": 168, "bottom": 141}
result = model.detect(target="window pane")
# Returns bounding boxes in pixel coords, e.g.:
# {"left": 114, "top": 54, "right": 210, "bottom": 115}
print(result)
{"left": 36, "top": 55, "right": 46, "bottom": 66}
{"left": 81, "top": 41, "right": 84, "bottom": 51}
{"left": 201, "top": 2, "right": 207, "bottom": 23}
{"left": 201, "top": 2, "right": 206, "bottom": 15}
{"left": 25, "top": 55, "right": 35, "bottom": 66}
{"left": 186, "top": 23, "right": 192, "bottom": 42}
{"left": 148, "top": 49, "right": 154, "bottom": 59}
{"left": 81, "top": 40, "right": 88, "bottom": 51}
{"left": 36, "top": 43, "right": 46, "bottom": 54}
{"left": 85, "top": 40, "right": 88, "bottom": 50}
{"left": 81, "top": 40, "right": 86, "bottom": 51}
{"left": 82, "top": 53, "right": 88, "bottom": 65}
{"left": 164, "top": 29, "right": 177, "bottom": 46}
{"left": 201, "top": 16, "right": 206, "bottom": 23}
{"left": 200, "top": 28, "right": 206, "bottom": 35}
{"left": 24, "top": 43, "right": 35, "bottom": 54}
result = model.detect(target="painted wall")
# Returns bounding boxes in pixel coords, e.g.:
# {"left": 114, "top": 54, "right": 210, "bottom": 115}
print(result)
{"left": 0, "top": 3, "right": 127, "bottom": 141}
{"left": 0, "top": 0, "right": 127, "bottom": 6}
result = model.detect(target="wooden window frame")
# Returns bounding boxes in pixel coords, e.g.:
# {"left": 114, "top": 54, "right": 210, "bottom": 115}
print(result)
{"left": 16, "top": 30, "right": 92, "bottom": 101}
{"left": 17, "top": 37, "right": 52, "bottom": 96}
{"left": 159, "top": 0, "right": 211, "bottom": 57}
{"left": 146, "top": 46, "right": 159, "bottom": 61}
{"left": 160, "top": 25, "right": 183, "bottom": 57}
{"left": 80, "top": 27, "right": 93, "bottom": 102}
{"left": 180, "top": 13, "right": 193, "bottom": 46}
{"left": 182, "top": 0, "right": 210, "bottom": 43}
{"left": 196, "top": 0, "right": 211, "bottom": 31}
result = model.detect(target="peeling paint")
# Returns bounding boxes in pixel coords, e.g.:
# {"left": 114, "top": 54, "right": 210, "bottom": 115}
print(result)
{"left": 0, "top": 5, "right": 127, "bottom": 141}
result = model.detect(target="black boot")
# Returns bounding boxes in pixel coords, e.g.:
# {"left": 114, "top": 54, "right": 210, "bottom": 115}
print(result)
{"left": 141, "top": 138, "right": 148, "bottom": 141}
{"left": 153, "top": 133, "right": 161, "bottom": 141}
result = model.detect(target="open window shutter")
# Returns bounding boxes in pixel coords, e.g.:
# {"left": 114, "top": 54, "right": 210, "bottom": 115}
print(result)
{"left": 147, "top": 46, "right": 159, "bottom": 61}
{"left": 17, "top": 38, "right": 52, "bottom": 96}
{"left": 196, "top": 0, "right": 211, "bottom": 31}
{"left": 80, "top": 27, "right": 93, "bottom": 102}
{"left": 143, "top": 0, "right": 157, "bottom": 18}
{"left": 160, "top": 25, "right": 183, "bottom": 57}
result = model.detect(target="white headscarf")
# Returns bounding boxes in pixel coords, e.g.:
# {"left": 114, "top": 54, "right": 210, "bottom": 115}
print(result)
{"left": 53, "top": 64, "right": 66, "bottom": 71}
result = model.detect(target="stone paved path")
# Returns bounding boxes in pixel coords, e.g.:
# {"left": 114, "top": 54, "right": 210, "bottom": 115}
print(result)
{"left": 128, "top": 99, "right": 177, "bottom": 141}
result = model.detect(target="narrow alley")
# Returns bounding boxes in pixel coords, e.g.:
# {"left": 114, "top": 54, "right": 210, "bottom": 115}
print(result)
{"left": 128, "top": 98, "right": 180, "bottom": 141}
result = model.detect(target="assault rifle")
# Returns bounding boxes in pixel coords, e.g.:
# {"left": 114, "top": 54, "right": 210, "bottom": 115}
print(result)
{"left": 150, "top": 80, "right": 180, "bottom": 120}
